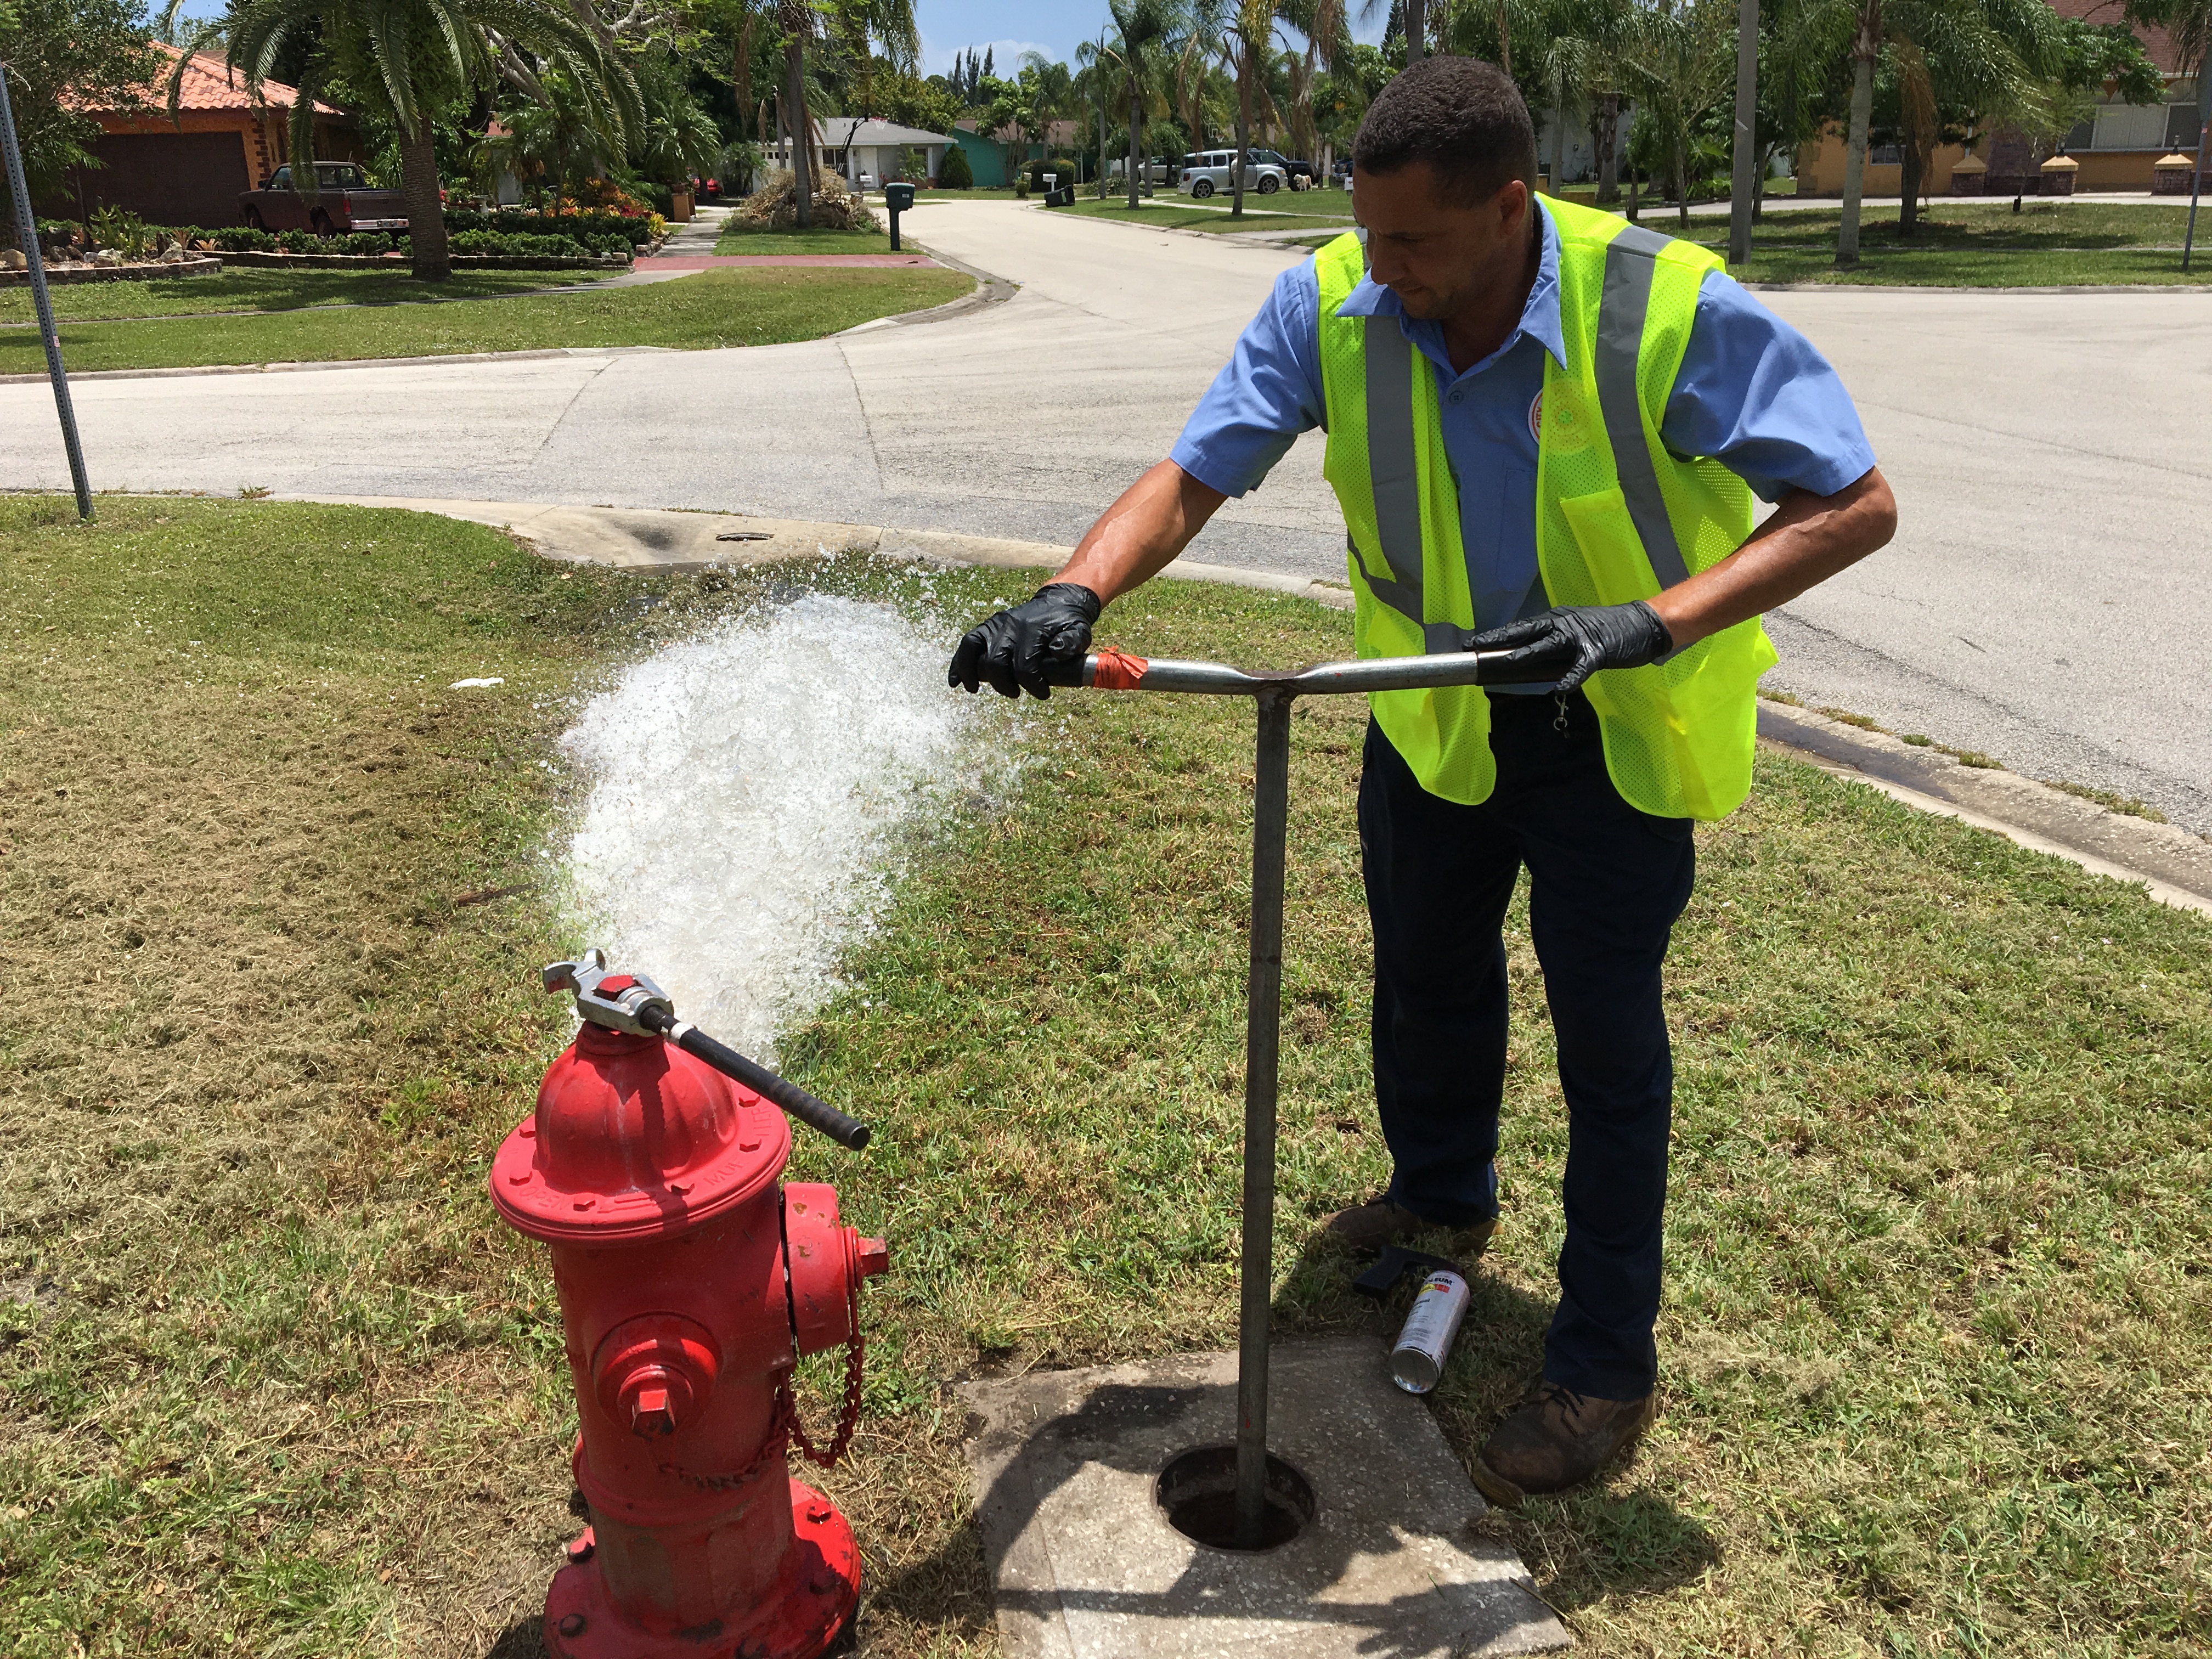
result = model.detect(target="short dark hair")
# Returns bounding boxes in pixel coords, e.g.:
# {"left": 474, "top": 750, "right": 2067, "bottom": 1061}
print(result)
{"left": 1352, "top": 57, "right": 1537, "bottom": 205}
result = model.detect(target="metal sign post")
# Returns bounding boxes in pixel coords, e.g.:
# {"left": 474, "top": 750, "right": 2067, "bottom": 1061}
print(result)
{"left": 0, "top": 60, "right": 93, "bottom": 520}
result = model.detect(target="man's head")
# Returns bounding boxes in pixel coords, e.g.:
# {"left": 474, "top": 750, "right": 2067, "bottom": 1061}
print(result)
{"left": 1351, "top": 58, "right": 1538, "bottom": 321}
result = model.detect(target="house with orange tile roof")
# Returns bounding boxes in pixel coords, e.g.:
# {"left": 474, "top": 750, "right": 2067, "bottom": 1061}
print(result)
{"left": 1792, "top": 0, "right": 2204, "bottom": 197}
{"left": 49, "top": 42, "right": 362, "bottom": 227}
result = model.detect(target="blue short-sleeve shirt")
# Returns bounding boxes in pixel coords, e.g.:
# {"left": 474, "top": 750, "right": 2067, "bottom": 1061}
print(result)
{"left": 1170, "top": 201, "right": 1877, "bottom": 636}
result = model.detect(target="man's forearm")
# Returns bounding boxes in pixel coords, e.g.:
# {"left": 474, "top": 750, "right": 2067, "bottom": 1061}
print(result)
{"left": 1648, "top": 466, "right": 1897, "bottom": 650}
{"left": 1056, "top": 460, "right": 1230, "bottom": 605}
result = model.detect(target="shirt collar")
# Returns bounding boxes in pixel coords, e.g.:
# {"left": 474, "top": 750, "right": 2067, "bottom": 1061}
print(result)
{"left": 1334, "top": 198, "right": 1566, "bottom": 373}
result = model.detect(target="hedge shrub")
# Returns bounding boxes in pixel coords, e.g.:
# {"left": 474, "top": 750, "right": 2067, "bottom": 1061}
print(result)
{"left": 444, "top": 208, "right": 656, "bottom": 246}
{"left": 936, "top": 145, "right": 973, "bottom": 189}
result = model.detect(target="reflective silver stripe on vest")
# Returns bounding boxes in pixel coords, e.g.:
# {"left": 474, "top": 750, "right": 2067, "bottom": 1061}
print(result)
{"left": 1352, "top": 224, "right": 1692, "bottom": 651}
{"left": 1357, "top": 315, "right": 1475, "bottom": 653}
{"left": 1595, "top": 224, "right": 1692, "bottom": 590}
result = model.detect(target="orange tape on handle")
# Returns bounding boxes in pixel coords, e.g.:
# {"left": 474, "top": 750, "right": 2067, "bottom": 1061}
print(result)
{"left": 1090, "top": 649, "right": 1149, "bottom": 691}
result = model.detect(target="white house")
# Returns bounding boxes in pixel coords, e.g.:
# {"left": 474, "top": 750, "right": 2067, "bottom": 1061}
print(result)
{"left": 791, "top": 117, "right": 956, "bottom": 189}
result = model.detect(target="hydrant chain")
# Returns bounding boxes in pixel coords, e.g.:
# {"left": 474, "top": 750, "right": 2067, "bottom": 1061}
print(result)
{"left": 788, "top": 1322, "right": 867, "bottom": 1471}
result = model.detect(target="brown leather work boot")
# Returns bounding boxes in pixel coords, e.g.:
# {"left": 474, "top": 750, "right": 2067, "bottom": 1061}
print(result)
{"left": 1471, "top": 1381, "right": 1656, "bottom": 1505}
{"left": 1322, "top": 1193, "right": 1499, "bottom": 1257}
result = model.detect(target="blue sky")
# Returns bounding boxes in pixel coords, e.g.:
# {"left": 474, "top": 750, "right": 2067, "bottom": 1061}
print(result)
{"left": 165, "top": 0, "right": 1381, "bottom": 75}
{"left": 913, "top": 0, "right": 1384, "bottom": 76}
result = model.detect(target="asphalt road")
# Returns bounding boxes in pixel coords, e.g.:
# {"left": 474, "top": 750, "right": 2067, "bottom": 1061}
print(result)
{"left": 3, "top": 199, "right": 2207, "bottom": 828}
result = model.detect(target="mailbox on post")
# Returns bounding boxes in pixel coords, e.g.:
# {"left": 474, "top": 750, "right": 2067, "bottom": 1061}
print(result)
{"left": 884, "top": 181, "right": 915, "bottom": 251}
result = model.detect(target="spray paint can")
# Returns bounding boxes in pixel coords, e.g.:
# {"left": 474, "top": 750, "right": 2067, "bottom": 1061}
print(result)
{"left": 1390, "top": 1269, "right": 1471, "bottom": 1395}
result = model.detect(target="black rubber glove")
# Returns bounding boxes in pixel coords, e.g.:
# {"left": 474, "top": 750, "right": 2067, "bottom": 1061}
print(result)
{"left": 1469, "top": 600, "right": 1673, "bottom": 694}
{"left": 947, "top": 583, "right": 1102, "bottom": 699}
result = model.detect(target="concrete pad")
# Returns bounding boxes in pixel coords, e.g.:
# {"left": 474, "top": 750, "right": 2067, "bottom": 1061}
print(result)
{"left": 960, "top": 1340, "right": 1570, "bottom": 1658}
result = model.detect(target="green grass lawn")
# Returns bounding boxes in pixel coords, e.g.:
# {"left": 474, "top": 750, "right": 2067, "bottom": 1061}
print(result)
{"left": 1664, "top": 199, "right": 2212, "bottom": 285}
{"left": 1052, "top": 198, "right": 1347, "bottom": 235}
{"left": 712, "top": 218, "right": 896, "bottom": 256}
{"left": 0, "top": 266, "right": 972, "bottom": 373}
{"left": 2, "top": 497, "right": 2207, "bottom": 1656}
{"left": 0, "top": 267, "right": 605, "bottom": 325}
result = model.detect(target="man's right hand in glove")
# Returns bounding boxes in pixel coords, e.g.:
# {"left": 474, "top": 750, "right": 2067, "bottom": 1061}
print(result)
{"left": 947, "top": 583, "right": 1102, "bottom": 699}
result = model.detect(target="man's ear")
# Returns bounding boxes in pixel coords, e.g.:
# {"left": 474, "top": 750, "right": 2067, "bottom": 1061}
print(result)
{"left": 1494, "top": 178, "right": 1531, "bottom": 235}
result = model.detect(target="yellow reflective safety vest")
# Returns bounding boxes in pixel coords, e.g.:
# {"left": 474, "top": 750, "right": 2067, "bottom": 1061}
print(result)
{"left": 1316, "top": 196, "right": 1776, "bottom": 819}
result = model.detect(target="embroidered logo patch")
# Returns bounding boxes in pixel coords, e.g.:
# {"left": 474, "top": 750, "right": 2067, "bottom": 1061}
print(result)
{"left": 1530, "top": 390, "right": 1543, "bottom": 443}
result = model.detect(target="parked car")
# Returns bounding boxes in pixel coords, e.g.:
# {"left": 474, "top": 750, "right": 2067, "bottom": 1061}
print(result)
{"left": 1107, "top": 156, "right": 1176, "bottom": 184}
{"left": 1249, "top": 148, "right": 1318, "bottom": 188}
{"left": 1178, "top": 149, "right": 1288, "bottom": 198}
{"left": 239, "top": 162, "right": 409, "bottom": 235}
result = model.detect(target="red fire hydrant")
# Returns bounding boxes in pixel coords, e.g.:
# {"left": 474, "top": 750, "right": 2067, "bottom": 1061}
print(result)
{"left": 492, "top": 957, "right": 887, "bottom": 1659}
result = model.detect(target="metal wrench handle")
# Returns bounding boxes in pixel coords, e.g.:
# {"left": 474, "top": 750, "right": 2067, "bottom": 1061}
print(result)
{"left": 1046, "top": 646, "right": 1558, "bottom": 696}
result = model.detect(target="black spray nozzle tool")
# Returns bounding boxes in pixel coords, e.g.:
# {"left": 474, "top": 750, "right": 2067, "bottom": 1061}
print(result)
{"left": 543, "top": 950, "right": 872, "bottom": 1151}
{"left": 1351, "top": 1244, "right": 1464, "bottom": 1300}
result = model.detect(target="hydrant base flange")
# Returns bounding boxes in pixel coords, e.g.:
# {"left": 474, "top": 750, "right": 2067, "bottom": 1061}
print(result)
{"left": 544, "top": 1479, "right": 860, "bottom": 1659}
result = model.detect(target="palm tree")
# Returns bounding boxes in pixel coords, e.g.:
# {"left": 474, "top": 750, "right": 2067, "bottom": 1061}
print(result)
{"left": 1804, "top": 0, "right": 2059, "bottom": 263}
{"left": 1104, "top": 0, "right": 1181, "bottom": 207}
{"left": 1225, "top": 0, "right": 1280, "bottom": 218}
{"left": 165, "top": 0, "right": 636, "bottom": 281}
{"left": 1622, "top": 0, "right": 1737, "bottom": 225}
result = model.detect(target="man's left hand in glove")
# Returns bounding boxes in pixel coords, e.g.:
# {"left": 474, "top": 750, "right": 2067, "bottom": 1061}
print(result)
{"left": 1469, "top": 600, "right": 1674, "bottom": 694}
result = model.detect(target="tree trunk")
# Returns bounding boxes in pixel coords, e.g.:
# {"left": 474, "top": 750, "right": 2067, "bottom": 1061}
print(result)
{"left": 1596, "top": 93, "right": 1620, "bottom": 202}
{"left": 1495, "top": 1, "right": 1513, "bottom": 76}
{"left": 786, "top": 40, "right": 813, "bottom": 228}
{"left": 1628, "top": 163, "right": 1640, "bottom": 222}
{"left": 1127, "top": 81, "right": 1142, "bottom": 208}
{"left": 1899, "top": 139, "right": 1922, "bottom": 235}
{"left": 1233, "top": 54, "right": 1251, "bottom": 219}
{"left": 1729, "top": 0, "right": 1758, "bottom": 264}
{"left": 1675, "top": 128, "right": 1689, "bottom": 227}
{"left": 398, "top": 118, "right": 450, "bottom": 281}
{"left": 1406, "top": 0, "right": 1425, "bottom": 63}
{"left": 1836, "top": 46, "right": 1874, "bottom": 264}
{"left": 1551, "top": 70, "right": 1568, "bottom": 195}
{"left": 1099, "top": 94, "right": 1109, "bottom": 199}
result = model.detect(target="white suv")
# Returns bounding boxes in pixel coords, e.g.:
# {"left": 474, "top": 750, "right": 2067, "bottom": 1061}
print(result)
{"left": 1179, "top": 150, "right": 1287, "bottom": 199}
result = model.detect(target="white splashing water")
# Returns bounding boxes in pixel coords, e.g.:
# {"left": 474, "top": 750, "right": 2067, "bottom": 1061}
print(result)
{"left": 559, "top": 592, "right": 1020, "bottom": 1060}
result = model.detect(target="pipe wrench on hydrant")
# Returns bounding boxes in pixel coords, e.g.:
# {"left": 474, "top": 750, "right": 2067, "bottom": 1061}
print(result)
{"left": 492, "top": 950, "right": 887, "bottom": 1659}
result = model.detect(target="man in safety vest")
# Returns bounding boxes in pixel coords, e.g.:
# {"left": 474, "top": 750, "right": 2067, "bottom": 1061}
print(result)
{"left": 947, "top": 58, "right": 1895, "bottom": 1502}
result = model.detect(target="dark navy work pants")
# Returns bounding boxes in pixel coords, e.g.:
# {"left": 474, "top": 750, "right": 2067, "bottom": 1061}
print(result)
{"left": 1357, "top": 691, "right": 1695, "bottom": 1399}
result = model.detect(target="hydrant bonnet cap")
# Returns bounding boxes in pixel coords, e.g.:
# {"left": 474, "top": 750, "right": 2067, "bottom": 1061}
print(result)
{"left": 490, "top": 1023, "right": 791, "bottom": 1241}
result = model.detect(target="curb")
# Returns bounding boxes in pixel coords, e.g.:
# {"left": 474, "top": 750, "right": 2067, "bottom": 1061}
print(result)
{"left": 0, "top": 345, "right": 672, "bottom": 386}
{"left": 1756, "top": 700, "right": 2211, "bottom": 916}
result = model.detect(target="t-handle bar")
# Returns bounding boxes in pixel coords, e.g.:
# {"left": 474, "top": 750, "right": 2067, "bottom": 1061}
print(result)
{"left": 1035, "top": 637, "right": 1556, "bottom": 1548}
{"left": 1042, "top": 646, "right": 1560, "bottom": 696}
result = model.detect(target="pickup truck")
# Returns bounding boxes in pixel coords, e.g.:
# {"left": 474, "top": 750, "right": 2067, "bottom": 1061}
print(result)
{"left": 238, "top": 162, "right": 409, "bottom": 235}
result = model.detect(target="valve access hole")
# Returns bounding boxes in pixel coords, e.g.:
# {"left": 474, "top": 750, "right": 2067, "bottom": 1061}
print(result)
{"left": 1155, "top": 1445, "right": 1317, "bottom": 1551}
